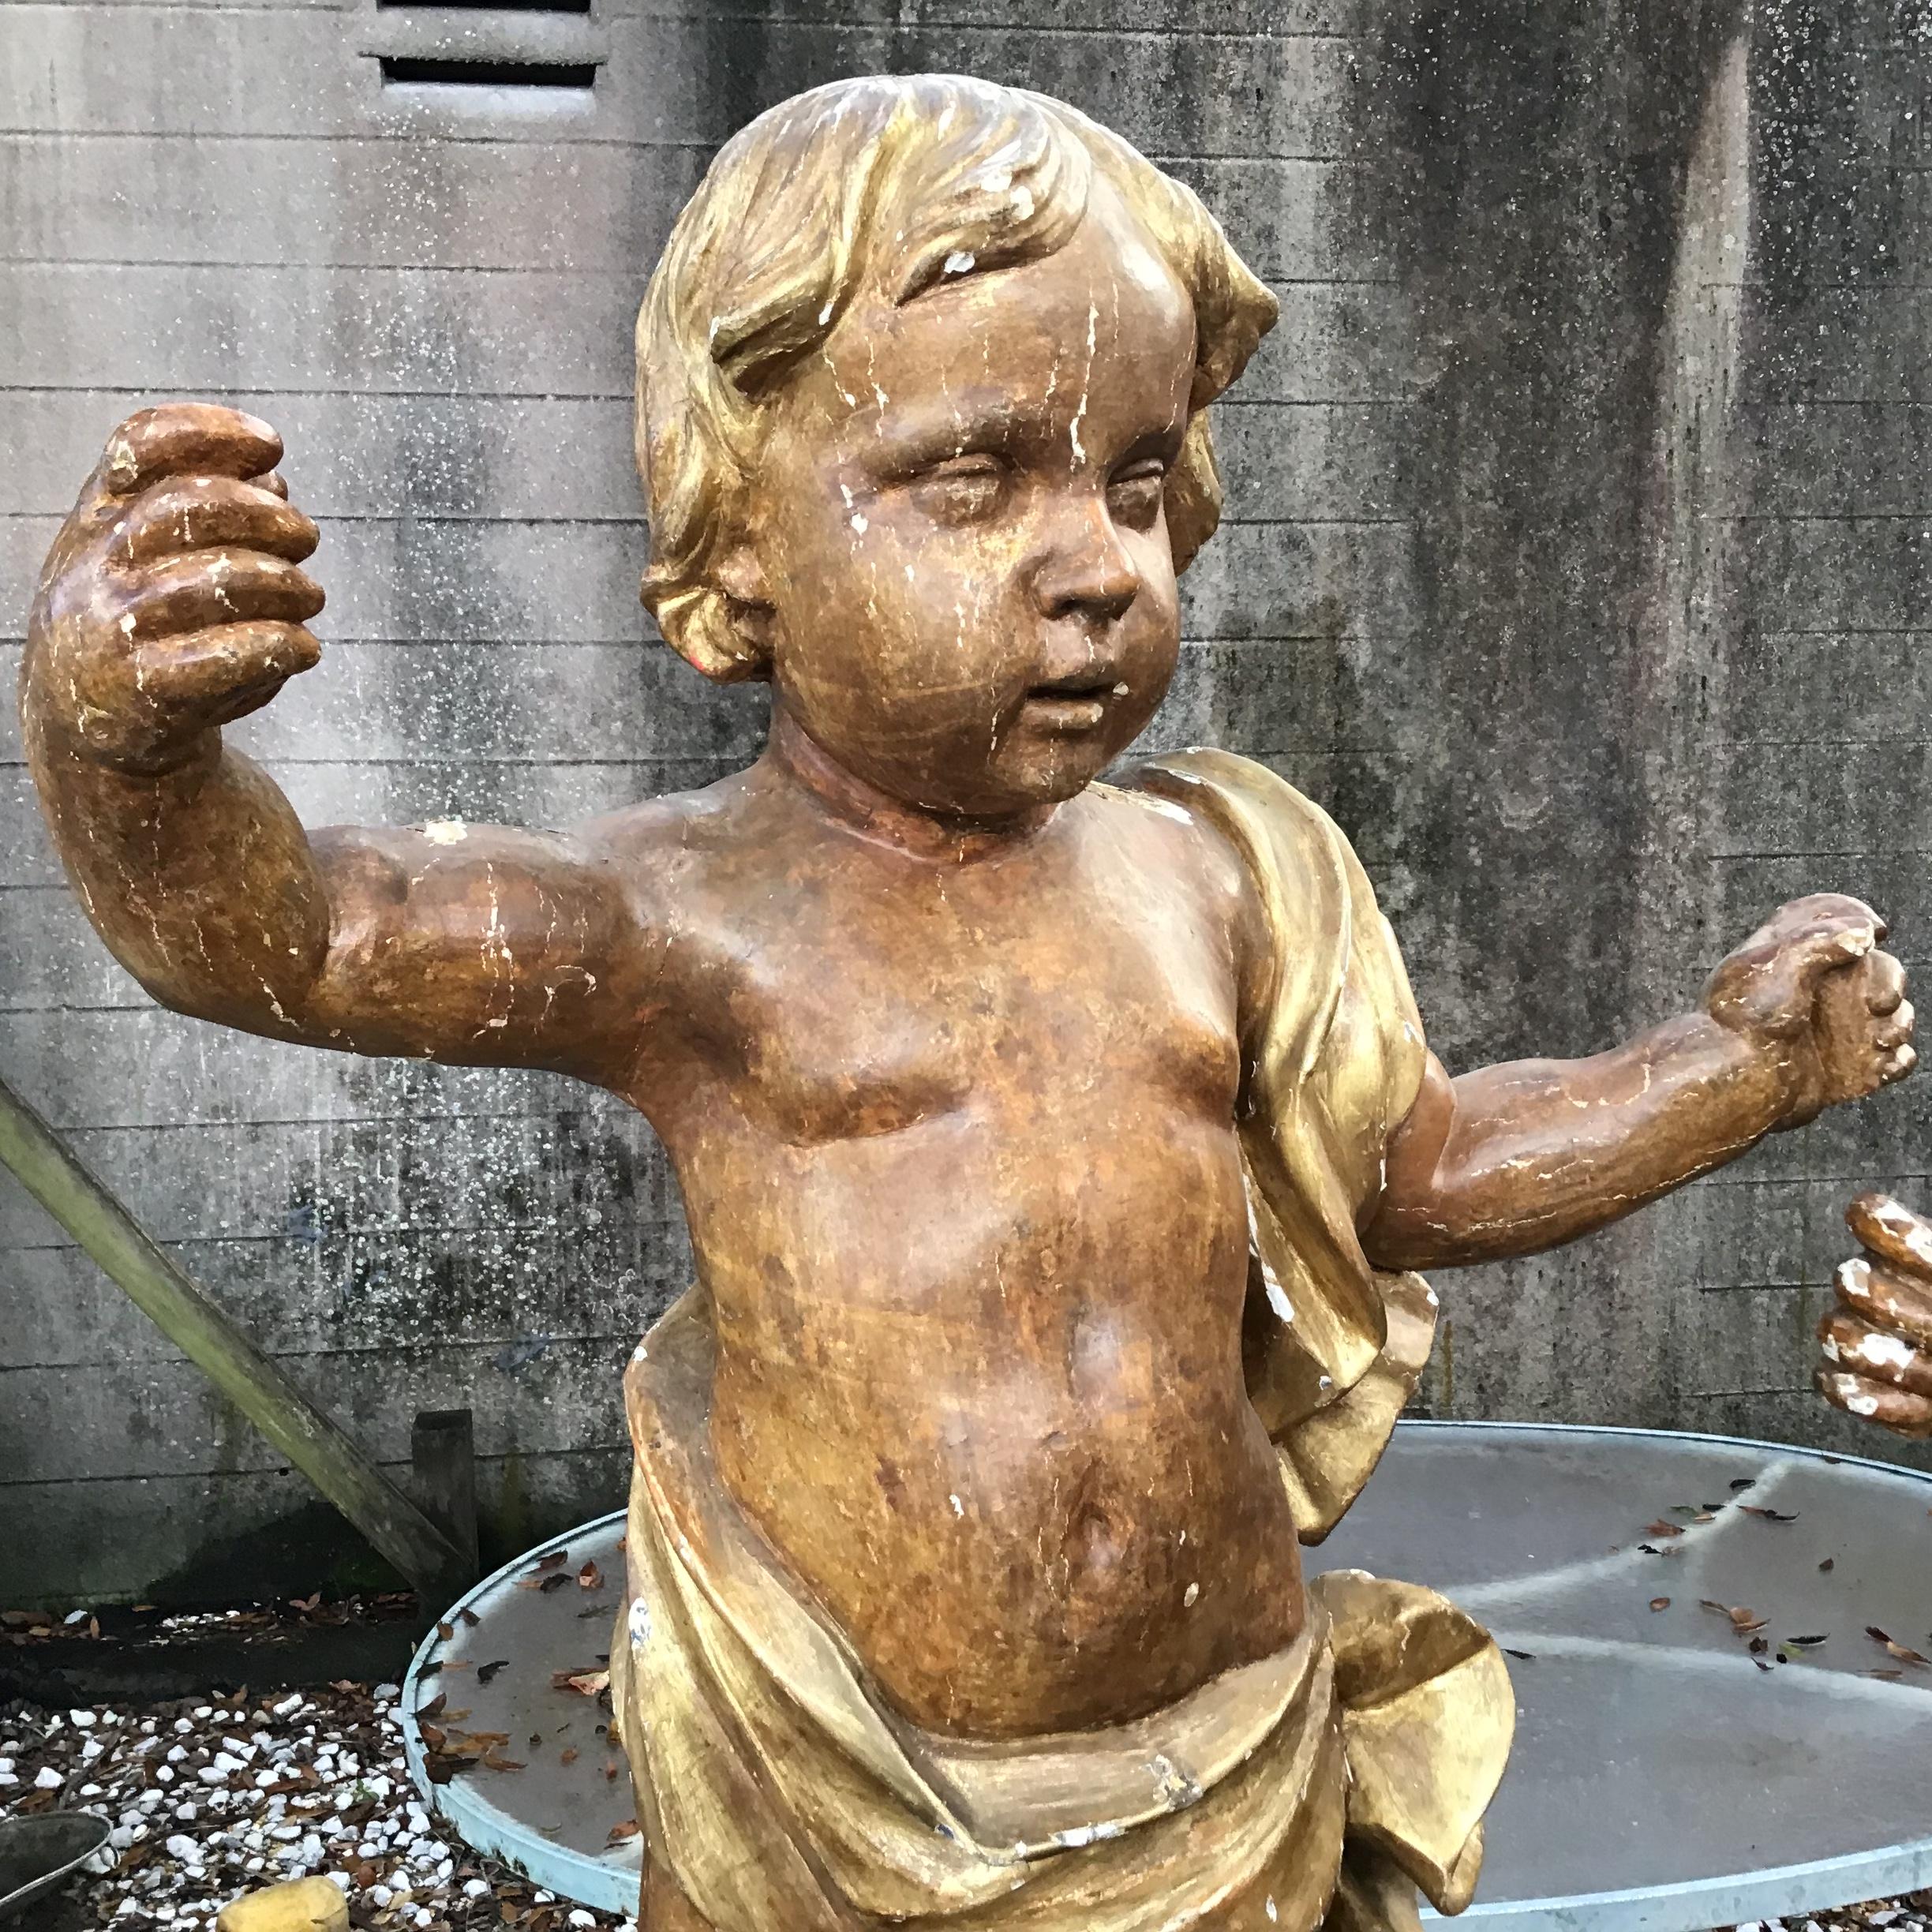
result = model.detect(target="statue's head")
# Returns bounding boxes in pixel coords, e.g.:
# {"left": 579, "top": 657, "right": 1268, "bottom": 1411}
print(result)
{"left": 635, "top": 73, "right": 1277, "bottom": 818}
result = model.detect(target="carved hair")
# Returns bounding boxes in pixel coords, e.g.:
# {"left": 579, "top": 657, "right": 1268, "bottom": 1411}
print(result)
{"left": 635, "top": 73, "right": 1280, "bottom": 681}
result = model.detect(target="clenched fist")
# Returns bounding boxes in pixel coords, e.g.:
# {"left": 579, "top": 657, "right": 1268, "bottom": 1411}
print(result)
{"left": 1818, "top": 1193, "right": 1932, "bottom": 1439}
{"left": 1703, "top": 894, "right": 1915, "bottom": 1128}
{"left": 24, "top": 402, "right": 324, "bottom": 773}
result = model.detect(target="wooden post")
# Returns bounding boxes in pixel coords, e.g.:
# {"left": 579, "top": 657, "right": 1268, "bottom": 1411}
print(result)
{"left": 411, "top": 1408, "right": 480, "bottom": 1585}
{"left": 0, "top": 1073, "right": 474, "bottom": 1608}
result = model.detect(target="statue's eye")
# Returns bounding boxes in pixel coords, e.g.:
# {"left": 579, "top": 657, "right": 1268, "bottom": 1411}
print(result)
{"left": 908, "top": 455, "right": 1006, "bottom": 524}
{"left": 1106, "top": 461, "right": 1166, "bottom": 532}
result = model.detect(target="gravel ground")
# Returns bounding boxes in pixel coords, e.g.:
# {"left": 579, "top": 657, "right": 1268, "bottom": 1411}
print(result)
{"left": 0, "top": 1678, "right": 638, "bottom": 1930}
{"left": 3, "top": 1667, "right": 1928, "bottom": 1932}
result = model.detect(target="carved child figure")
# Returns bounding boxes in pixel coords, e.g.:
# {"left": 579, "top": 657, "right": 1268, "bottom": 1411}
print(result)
{"left": 22, "top": 74, "right": 1916, "bottom": 1932}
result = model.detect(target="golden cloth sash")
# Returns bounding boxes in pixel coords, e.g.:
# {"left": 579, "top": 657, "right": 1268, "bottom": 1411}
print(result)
{"left": 612, "top": 1301, "right": 1513, "bottom": 1932}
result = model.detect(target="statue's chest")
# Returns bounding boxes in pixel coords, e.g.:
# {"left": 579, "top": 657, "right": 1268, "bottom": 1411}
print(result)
{"left": 694, "top": 876, "right": 1241, "bottom": 1144}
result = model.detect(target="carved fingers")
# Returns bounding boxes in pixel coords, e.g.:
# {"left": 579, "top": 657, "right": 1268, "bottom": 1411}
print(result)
{"left": 26, "top": 403, "right": 324, "bottom": 772}
{"left": 1817, "top": 1194, "right": 1932, "bottom": 1439}
{"left": 1705, "top": 896, "right": 1915, "bottom": 1125}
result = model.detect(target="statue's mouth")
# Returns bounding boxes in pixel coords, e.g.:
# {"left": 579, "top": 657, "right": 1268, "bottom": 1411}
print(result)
{"left": 1022, "top": 672, "right": 1126, "bottom": 733}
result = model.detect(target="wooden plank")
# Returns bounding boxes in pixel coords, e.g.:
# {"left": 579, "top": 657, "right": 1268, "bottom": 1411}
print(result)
{"left": 0, "top": 1074, "right": 474, "bottom": 1600}
{"left": 412, "top": 1407, "right": 480, "bottom": 1582}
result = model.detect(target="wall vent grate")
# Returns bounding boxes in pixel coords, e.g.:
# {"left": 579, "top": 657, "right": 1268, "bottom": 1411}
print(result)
{"left": 379, "top": 54, "right": 597, "bottom": 88}
{"left": 376, "top": 1, "right": 591, "bottom": 13}
{"left": 362, "top": 2, "right": 605, "bottom": 91}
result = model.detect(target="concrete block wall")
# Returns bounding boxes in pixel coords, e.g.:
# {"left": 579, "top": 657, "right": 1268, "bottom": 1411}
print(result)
{"left": 1, "top": 0, "right": 1926, "bottom": 1603}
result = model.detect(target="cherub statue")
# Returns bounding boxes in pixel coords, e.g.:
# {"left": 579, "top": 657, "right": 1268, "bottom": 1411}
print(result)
{"left": 21, "top": 73, "right": 1917, "bottom": 1932}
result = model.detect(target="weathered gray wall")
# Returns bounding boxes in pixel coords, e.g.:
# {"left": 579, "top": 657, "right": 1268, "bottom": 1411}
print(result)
{"left": 2, "top": 0, "right": 1927, "bottom": 1604}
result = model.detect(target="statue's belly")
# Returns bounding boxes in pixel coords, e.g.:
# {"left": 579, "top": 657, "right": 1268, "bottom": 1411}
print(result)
{"left": 698, "top": 1116, "right": 1305, "bottom": 1737}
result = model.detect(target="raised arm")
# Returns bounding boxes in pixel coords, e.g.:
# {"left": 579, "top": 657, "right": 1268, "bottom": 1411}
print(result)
{"left": 21, "top": 404, "right": 649, "bottom": 1075}
{"left": 1361, "top": 896, "right": 1915, "bottom": 1270}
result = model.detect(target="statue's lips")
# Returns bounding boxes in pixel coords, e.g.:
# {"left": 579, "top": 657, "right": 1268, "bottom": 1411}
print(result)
{"left": 1020, "top": 675, "right": 1122, "bottom": 734}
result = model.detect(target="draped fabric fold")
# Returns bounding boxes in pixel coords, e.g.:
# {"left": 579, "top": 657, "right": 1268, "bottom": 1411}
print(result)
{"left": 612, "top": 1307, "right": 1512, "bottom": 1932}
{"left": 612, "top": 751, "right": 1514, "bottom": 1930}
{"left": 1132, "top": 751, "right": 1437, "bottom": 1541}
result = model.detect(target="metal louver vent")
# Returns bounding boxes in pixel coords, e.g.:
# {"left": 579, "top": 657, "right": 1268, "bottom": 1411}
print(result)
{"left": 364, "top": 2, "right": 605, "bottom": 91}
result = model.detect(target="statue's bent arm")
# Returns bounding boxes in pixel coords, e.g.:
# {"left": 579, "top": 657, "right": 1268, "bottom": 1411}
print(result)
{"left": 21, "top": 402, "right": 653, "bottom": 1076}
{"left": 1363, "top": 895, "right": 1913, "bottom": 1271}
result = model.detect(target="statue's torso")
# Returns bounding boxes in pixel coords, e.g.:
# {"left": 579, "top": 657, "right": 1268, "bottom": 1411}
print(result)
{"left": 619, "top": 773, "right": 1306, "bottom": 1738}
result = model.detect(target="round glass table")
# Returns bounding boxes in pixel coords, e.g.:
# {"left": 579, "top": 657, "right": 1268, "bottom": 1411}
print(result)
{"left": 399, "top": 1423, "right": 1932, "bottom": 1928}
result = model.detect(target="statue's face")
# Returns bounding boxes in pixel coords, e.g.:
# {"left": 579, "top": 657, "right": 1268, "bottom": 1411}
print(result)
{"left": 746, "top": 178, "right": 1197, "bottom": 818}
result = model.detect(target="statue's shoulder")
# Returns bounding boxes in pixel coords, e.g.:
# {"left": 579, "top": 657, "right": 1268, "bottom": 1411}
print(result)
{"left": 1119, "top": 747, "right": 1357, "bottom": 894}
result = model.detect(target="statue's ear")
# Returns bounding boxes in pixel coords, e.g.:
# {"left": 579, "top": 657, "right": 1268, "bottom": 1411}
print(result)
{"left": 649, "top": 544, "right": 774, "bottom": 684}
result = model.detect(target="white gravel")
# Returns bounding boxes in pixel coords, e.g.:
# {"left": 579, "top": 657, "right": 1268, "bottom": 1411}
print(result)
{"left": 0, "top": 1680, "right": 638, "bottom": 1930}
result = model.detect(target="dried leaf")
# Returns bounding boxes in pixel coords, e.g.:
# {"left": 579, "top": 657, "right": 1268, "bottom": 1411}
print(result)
{"left": 1649, "top": 1597, "right": 1671, "bottom": 1612}
{"left": 1749, "top": 1635, "right": 1769, "bottom": 1655}
{"left": 481, "top": 1748, "right": 526, "bottom": 1772}
{"left": 437, "top": 1621, "right": 455, "bottom": 1642}
{"left": 1699, "top": 1599, "right": 1730, "bottom": 1614}
{"left": 419, "top": 1723, "right": 447, "bottom": 1750}
{"left": 608, "top": 1818, "right": 642, "bottom": 1844}
{"left": 459, "top": 1606, "right": 481, "bottom": 1627}
{"left": 562, "top": 1668, "right": 611, "bottom": 1698}
{"left": 1503, "top": 1647, "right": 1535, "bottom": 1661}
{"left": 1818, "top": 1558, "right": 1836, "bottom": 1573}
{"left": 477, "top": 1659, "right": 511, "bottom": 1685}
{"left": 1784, "top": 1634, "right": 1829, "bottom": 1648}
{"left": 1866, "top": 1625, "right": 1930, "bottom": 1665}
{"left": 1728, "top": 1607, "right": 1767, "bottom": 1633}
{"left": 560, "top": 1746, "right": 579, "bottom": 1765}
{"left": 536, "top": 1551, "right": 568, "bottom": 1572}
{"left": 1737, "top": 1506, "right": 1799, "bottom": 1522}
{"left": 1643, "top": 1520, "right": 1684, "bottom": 1538}
{"left": 1865, "top": 1668, "right": 1904, "bottom": 1681}
{"left": 578, "top": 1560, "right": 603, "bottom": 1590}
{"left": 1728, "top": 1477, "right": 1756, "bottom": 1490}
{"left": 416, "top": 1690, "right": 447, "bottom": 1720}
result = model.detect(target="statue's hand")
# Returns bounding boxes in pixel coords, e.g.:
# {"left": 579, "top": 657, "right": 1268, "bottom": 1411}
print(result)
{"left": 1818, "top": 1193, "right": 1932, "bottom": 1438}
{"left": 1703, "top": 894, "right": 1915, "bottom": 1128}
{"left": 24, "top": 403, "right": 324, "bottom": 773}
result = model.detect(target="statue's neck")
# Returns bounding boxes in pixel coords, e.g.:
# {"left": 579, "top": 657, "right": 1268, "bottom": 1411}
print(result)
{"left": 765, "top": 706, "right": 1058, "bottom": 863}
